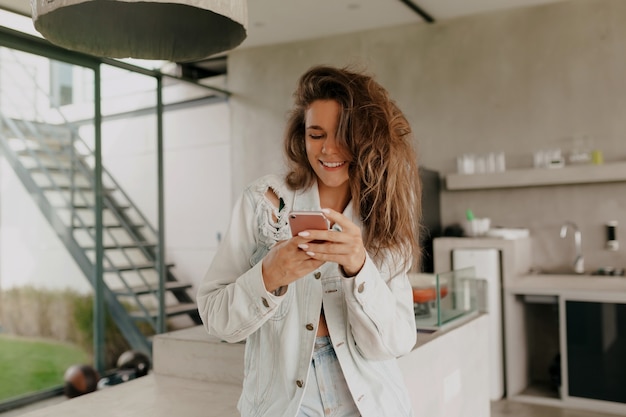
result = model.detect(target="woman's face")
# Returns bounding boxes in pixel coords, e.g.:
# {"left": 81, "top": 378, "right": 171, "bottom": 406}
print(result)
{"left": 304, "top": 99, "right": 351, "bottom": 193}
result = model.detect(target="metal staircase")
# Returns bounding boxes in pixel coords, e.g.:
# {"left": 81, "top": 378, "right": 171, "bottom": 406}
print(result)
{"left": 0, "top": 54, "right": 201, "bottom": 355}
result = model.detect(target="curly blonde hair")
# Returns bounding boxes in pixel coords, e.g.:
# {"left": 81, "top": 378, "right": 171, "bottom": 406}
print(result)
{"left": 284, "top": 65, "right": 422, "bottom": 268}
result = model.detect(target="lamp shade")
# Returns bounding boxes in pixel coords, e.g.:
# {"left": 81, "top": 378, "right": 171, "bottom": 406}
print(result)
{"left": 31, "top": 0, "right": 247, "bottom": 62}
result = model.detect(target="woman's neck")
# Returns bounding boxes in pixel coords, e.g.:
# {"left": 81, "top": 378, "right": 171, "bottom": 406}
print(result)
{"left": 317, "top": 181, "right": 350, "bottom": 213}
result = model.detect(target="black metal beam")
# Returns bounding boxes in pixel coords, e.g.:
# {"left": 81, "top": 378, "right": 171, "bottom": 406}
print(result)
{"left": 398, "top": 0, "right": 435, "bottom": 24}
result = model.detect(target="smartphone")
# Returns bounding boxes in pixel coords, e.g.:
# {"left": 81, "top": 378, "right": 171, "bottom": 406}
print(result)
{"left": 288, "top": 211, "right": 330, "bottom": 237}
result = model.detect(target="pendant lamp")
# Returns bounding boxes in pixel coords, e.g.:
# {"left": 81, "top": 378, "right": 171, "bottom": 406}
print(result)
{"left": 31, "top": 0, "right": 248, "bottom": 62}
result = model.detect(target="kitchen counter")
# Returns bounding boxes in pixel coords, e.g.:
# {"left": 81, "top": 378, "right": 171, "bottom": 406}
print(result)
{"left": 19, "top": 316, "right": 491, "bottom": 417}
{"left": 507, "top": 274, "right": 626, "bottom": 301}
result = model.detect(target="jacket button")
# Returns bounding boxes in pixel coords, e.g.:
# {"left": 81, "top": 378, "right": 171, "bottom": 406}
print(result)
{"left": 306, "top": 323, "right": 314, "bottom": 331}
{"left": 314, "top": 272, "right": 321, "bottom": 279}
{"left": 358, "top": 282, "right": 365, "bottom": 293}
{"left": 296, "top": 379, "right": 304, "bottom": 388}
{"left": 262, "top": 297, "right": 269, "bottom": 308}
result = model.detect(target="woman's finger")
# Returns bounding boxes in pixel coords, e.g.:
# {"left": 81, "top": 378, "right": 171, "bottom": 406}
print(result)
{"left": 320, "top": 208, "right": 356, "bottom": 232}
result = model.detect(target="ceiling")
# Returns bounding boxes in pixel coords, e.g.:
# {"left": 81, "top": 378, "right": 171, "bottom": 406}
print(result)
{"left": 240, "top": 0, "right": 571, "bottom": 50}
{"left": 2, "top": 0, "right": 571, "bottom": 76}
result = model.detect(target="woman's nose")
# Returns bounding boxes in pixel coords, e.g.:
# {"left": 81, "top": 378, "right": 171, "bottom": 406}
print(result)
{"left": 322, "top": 136, "right": 338, "bottom": 153}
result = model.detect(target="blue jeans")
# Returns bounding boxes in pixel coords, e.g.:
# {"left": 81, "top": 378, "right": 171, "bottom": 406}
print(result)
{"left": 298, "top": 337, "right": 360, "bottom": 417}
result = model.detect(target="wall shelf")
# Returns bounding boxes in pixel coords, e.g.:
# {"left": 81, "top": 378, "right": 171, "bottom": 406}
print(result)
{"left": 445, "top": 161, "right": 626, "bottom": 191}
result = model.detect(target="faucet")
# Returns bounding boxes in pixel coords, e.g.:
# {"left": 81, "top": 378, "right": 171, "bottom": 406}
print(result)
{"left": 560, "top": 221, "right": 585, "bottom": 274}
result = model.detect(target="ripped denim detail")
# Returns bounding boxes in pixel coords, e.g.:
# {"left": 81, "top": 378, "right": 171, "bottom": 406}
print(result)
{"left": 249, "top": 190, "right": 292, "bottom": 267}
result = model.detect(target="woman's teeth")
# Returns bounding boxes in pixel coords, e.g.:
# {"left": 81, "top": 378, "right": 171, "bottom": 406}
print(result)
{"left": 322, "top": 161, "right": 344, "bottom": 168}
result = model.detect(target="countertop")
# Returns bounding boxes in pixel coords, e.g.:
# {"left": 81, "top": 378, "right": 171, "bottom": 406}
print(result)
{"left": 20, "top": 374, "right": 240, "bottom": 417}
{"left": 19, "top": 316, "right": 491, "bottom": 417}
{"left": 507, "top": 273, "right": 626, "bottom": 301}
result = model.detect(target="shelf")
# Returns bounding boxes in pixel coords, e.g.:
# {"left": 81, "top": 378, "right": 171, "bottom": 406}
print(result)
{"left": 519, "top": 381, "right": 561, "bottom": 400}
{"left": 445, "top": 161, "right": 626, "bottom": 190}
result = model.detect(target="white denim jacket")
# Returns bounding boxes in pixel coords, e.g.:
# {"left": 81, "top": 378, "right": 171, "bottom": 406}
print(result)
{"left": 196, "top": 174, "right": 416, "bottom": 417}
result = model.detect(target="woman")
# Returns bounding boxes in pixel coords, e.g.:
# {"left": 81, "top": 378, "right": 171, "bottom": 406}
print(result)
{"left": 197, "top": 65, "right": 422, "bottom": 417}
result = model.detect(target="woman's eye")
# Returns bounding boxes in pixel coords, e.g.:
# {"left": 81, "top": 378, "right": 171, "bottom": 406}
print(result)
{"left": 309, "top": 133, "right": 324, "bottom": 140}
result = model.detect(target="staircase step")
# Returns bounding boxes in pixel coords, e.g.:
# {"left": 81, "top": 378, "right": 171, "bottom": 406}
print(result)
{"left": 28, "top": 165, "right": 82, "bottom": 173}
{"left": 15, "top": 147, "right": 79, "bottom": 157}
{"left": 113, "top": 281, "right": 192, "bottom": 296}
{"left": 153, "top": 326, "right": 244, "bottom": 385}
{"left": 53, "top": 204, "right": 131, "bottom": 210}
{"left": 166, "top": 303, "right": 198, "bottom": 316}
{"left": 130, "top": 302, "right": 199, "bottom": 320}
{"left": 5, "top": 134, "right": 71, "bottom": 148}
{"left": 83, "top": 242, "right": 157, "bottom": 250}
{"left": 14, "top": 151, "right": 78, "bottom": 163}
{"left": 81, "top": 224, "right": 146, "bottom": 230}
{"left": 105, "top": 262, "right": 174, "bottom": 272}
{"left": 41, "top": 185, "right": 115, "bottom": 192}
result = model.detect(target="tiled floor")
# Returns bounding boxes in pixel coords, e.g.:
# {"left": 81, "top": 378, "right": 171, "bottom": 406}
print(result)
{"left": 2, "top": 398, "right": 621, "bottom": 417}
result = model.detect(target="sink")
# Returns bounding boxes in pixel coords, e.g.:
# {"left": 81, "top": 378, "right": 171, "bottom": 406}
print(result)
{"left": 531, "top": 267, "right": 590, "bottom": 276}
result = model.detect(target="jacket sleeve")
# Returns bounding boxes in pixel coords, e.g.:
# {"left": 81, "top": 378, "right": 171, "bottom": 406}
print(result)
{"left": 341, "top": 254, "right": 417, "bottom": 360}
{"left": 196, "top": 191, "right": 285, "bottom": 343}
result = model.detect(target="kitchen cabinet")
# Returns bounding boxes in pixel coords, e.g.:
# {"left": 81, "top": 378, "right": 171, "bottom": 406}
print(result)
{"left": 445, "top": 161, "right": 626, "bottom": 190}
{"left": 566, "top": 300, "right": 626, "bottom": 404}
{"left": 518, "top": 295, "right": 561, "bottom": 399}
{"left": 505, "top": 275, "right": 626, "bottom": 415}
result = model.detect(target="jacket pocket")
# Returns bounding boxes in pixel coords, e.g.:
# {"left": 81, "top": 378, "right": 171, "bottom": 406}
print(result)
{"left": 241, "top": 332, "right": 278, "bottom": 412}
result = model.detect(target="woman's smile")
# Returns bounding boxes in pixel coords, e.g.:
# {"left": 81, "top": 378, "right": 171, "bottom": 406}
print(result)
{"left": 320, "top": 160, "right": 347, "bottom": 169}
{"left": 305, "top": 99, "right": 351, "bottom": 195}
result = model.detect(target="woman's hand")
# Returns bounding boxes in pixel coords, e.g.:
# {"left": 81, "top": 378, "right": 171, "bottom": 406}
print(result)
{"left": 296, "top": 208, "right": 366, "bottom": 277}
{"left": 262, "top": 209, "right": 366, "bottom": 292}
{"left": 262, "top": 238, "right": 325, "bottom": 293}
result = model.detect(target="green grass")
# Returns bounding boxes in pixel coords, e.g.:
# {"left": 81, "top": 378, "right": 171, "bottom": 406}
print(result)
{"left": 0, "top": 334, "right": 90, "bottom": 402}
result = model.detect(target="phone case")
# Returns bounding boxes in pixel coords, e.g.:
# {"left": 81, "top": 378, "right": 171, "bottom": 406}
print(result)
{"left": 288, "top": 211, "right": 329, "bottom": 236}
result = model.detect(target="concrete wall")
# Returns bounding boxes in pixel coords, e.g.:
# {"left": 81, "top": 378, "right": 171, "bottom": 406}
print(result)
{"left": 227, "top": 0, "right": 626, "bottom": 272}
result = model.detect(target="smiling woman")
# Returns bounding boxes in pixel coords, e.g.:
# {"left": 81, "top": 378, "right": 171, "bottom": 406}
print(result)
{"left": 197, "top": 65, "right": 422, "bottom": 417}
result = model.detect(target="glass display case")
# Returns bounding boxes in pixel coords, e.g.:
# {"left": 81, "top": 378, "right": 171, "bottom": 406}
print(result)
{"left": 408, "top": 267, "right": 486, "bottom": 330}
